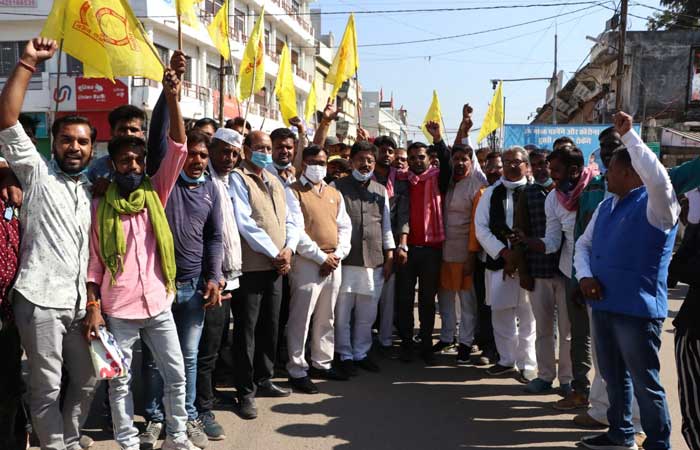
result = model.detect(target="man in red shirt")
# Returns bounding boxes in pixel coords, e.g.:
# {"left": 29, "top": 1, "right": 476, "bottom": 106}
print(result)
{"left": 395, "top": 121, "right": 452, "bottom": 365}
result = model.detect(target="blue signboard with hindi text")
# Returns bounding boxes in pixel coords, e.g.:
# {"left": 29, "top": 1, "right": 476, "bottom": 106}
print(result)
{"left": 504, "top": 124, "right": 641, "bottom": 164}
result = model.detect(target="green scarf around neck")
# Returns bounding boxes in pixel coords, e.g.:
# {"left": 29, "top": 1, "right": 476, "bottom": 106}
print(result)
{"left": 97, "top": 177, "right": 176, "bottom": 292}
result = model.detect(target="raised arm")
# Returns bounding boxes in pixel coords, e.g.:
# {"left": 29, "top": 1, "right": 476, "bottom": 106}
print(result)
{"left": 312, "top": 99, "right": 338, "bottom": 146}
{"left": 615, "top": 112, "right": 680, "bottom": 231}
{"left": 0, "top": 38, "right": 56, "bottom": 130}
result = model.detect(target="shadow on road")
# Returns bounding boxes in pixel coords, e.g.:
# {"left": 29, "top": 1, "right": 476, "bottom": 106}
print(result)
{"left": 271, "top": 354, "right": 588, "bottom": 450}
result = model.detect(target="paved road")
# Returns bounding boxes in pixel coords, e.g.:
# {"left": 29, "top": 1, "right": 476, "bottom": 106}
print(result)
{"left": 46, "top": 286, "right": 690, "bottom": 450}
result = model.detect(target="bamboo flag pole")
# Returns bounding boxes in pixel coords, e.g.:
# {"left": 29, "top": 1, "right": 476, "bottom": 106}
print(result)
{"left": 52, "top": 40, "right": 64, "bottom": 127}
{"left": 177, "top": 14, "right": 183, "bottom": 50}
{"left": 259, "top": 84, "right": 276, "bottom": 131}
{"left": 243, "top": 52, "right": 257, "bottom": 129}
{"left": 354, "top": 71, "right": 361, "bottom": 128}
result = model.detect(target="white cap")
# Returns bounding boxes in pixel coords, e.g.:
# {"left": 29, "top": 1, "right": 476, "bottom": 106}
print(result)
{"left": 213, "top": 127, "right": 243, "bottom": 148}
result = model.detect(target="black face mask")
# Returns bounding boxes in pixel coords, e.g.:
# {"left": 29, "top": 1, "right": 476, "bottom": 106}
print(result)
{"left": 114, "top": 171, "right": 144, "bottom": 197}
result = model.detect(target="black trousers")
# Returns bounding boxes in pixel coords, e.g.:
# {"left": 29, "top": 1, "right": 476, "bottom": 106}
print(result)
{"left": 472, "top": 260, "right": 496, "bottom": 352}
{"left": 196, "top": 299, "right": 231, "bottom": 414}
{"left": 396, "top": 246, "right": 442, "bottom": 351}
{"left": 276, "top": 276, "right": 291, "bottom": 367}
{"left": 0, "top": 320, "right": 27, "bottom": 450}
{"left": 231, "top": 271, "right": 282, "bottom": 399}
{"left": 676, "top": 326, "right": 700, "bottom": 450}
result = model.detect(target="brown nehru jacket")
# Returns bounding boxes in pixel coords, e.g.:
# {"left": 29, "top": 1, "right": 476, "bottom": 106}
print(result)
{"left": 289, "top": 180, "right": 340, "bottom": 253}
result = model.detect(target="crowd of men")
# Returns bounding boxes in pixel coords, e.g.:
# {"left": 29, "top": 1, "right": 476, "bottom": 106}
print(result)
{"left": 1, "top": 37, "right": 699, "bottom": 450}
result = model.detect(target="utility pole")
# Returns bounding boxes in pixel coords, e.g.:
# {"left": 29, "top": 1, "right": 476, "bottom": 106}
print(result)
{"left": 552, "top": 31, "right": 558, "bottom": 125}
{"left": 615, "top": 0, "right": 628, "bottom": 111}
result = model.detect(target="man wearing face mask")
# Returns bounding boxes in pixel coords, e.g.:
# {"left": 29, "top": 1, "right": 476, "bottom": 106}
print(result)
{"left": 371, "top": 136, "right": 410, "bottom": 352}
{"left": 333, "top": 141, "right": 395, "bottom": 376}
{"left": 434, "top": 144, "right": 486, "bottom": 364}
{"left": 85, "top": 67, "right": 196, "bottom": 450}
{"left": 228, "top": 130, "right": 300, "bottom": 420}
{"left": 466, "top": 151, "right": 503, "bottom": 366}
{"left": 395, "top": 121, "right": 451, "bottom": 365}
{"left": 0, "top": 37, "right": 99, "bottom": 450}
{"left": 512, "top": 148, "right": 572, "bottom": 393}
{"left": 141, "top": 129, "right": 224, "bottom": 448}
{"left": 285, "top": 145, "right": 352, "bottom": 393}
{"left": 475, "top": 146, "right": 536, "bottom": 380}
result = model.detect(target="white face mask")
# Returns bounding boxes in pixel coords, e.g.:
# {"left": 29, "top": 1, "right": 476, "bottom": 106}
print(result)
{"left": 352, "top": 169, "right": 373, "bottom": 182}
{"left": 304, "top": 165, "right": 327, "bottom": 184}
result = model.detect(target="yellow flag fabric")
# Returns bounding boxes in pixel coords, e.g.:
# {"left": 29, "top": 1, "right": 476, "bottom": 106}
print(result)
{"left": 42, "top": 0, "right": 164, "bottom": 82}
{"left": 478, "top": 81, "right": 505, "bottom": 143}
{"left": 421, "top": 90, "right": 444, "bottom": 144}
{"left": 177, "top": 0, "right": 204, "bottom": 28}
{"left": 326, "top": 14, "right": 358, "bottom": 98}
{"left": 304, "top": 79, "right": 317, "bottom": 125}
{"left": 275, "top": 44, "right": 297, "bottom": 126}
{"left": 237, "top": 7, "right": 265, "bottom": 102}
{"left": 42, "top": 0, "right": 113, "bottom": 79}
{"left": 207, "top": 0, "right": 230, "bottom": 60}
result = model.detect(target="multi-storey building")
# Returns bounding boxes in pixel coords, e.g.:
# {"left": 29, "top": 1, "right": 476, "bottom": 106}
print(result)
{"left": 0, "top": 0, "right": 317, "bottom": 156}
{"left": 361, "top": 91, "right": 408, "bottom": 147}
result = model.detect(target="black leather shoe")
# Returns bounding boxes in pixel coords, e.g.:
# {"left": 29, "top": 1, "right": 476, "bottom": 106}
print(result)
{"left": 421, "top": 351, "right": 438, "bottom": 366}
{"left": 289, "top": 376, "right": 319, "bottom": 394}
{"left": 255, "top": 381, "right": 291, "bottom": 398}
{"left": 309, "top": 366, "right": 350, "bottom": 381}
{"left": 337, "top": 359, "right": 357, "bottom": 377}
{"left": 356, "top": 357, "right": 380, "bottom": 373}
{"left": 237, "top": 397, "right": 257, "bottom": 420}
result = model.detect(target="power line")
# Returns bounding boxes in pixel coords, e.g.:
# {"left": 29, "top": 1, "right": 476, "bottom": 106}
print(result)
{"left": 0, "top": 1, "right": 602, "bottom": 19}
{"left": 634, "top": 3, "right": 700, "bottom": 22}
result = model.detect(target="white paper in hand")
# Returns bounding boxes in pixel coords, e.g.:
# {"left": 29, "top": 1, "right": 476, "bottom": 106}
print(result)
{"left": 89, "top": 327, "right": 130, "bottom": 380}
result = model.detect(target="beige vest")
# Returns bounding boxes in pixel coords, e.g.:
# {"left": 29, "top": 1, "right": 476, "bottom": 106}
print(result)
{"left": 235, "top": 162, "right": 287, "bottom": 272}
{"left": 290, "top": 181, "right": 340, "bottom": 252}
{"left": 443, "top": 174, "right": 485, "bottom": 263}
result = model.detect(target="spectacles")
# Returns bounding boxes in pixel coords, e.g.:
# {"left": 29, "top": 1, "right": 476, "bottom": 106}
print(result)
{"left": 503, "top": 159, "right": 526, "bottom": 167}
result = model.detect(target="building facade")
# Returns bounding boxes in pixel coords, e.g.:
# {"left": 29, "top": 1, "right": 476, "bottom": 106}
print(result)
{"left": 0, "top": 0, "right": 317, "bottom": 156}
{"left": 361, "top": 91, "right": 408, "bottom": 147}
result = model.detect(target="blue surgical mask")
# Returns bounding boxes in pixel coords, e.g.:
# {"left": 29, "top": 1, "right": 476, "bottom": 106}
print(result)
{"left": 114, "top": 171, "right": 144, "bottom": 197}
{"left": 250, "top": 151, "right": 272, "bottom": 169}
{"left": 536, "top": 178, "right": 554, "bottom": 188}
{"left": 180, "top": 170, "right": 206, "bottom": 185}
{"left": 352, "top": 169, "right": 373, "bottom": 183}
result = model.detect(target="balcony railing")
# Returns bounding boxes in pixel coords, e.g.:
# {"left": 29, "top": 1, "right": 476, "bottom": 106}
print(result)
{"left": 270, "top": 0, "right": 314, "bottom": 35}
{"left": 132, "top": 78, "right": 211, "bottom": 101}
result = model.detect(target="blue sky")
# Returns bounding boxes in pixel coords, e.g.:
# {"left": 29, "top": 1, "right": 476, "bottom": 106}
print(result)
{"left": 314, "top": 0, "right": 658, "bottom": 143}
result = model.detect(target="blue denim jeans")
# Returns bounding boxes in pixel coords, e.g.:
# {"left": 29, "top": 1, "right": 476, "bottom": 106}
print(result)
{"left": 591, "top": 309, "right": 671, "bottom": 450}
{"left": 143, "top": 278, "right": 206, "bottom": 421}
{"left": 106, "top": 309, "right": 187, "bottom": 448}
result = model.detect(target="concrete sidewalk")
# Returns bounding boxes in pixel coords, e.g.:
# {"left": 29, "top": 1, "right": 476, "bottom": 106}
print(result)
{"left": 46, "top": 286, "right": 689, "bottom": 450}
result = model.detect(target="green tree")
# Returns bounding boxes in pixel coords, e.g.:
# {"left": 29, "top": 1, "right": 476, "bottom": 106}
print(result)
{"left": 647, "top": 0, "right": 700, "bottom": 30}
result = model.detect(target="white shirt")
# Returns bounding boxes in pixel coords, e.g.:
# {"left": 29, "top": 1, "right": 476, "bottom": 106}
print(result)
{"left": 0, "top": 123, "right": 92, "bottom": 309}
{"left": 474, "top": 179, "right": 526, "bottom": 260}
{"left": 541, "top": 190, "right": 576, "bottom": 278}
{"left": 574, "top": 129, "right": 680, "bottom": 281}
{"left": 289, "top": 175, "right": 353, "bottom": 265}
{"left": 686, "top": 188, "right": 700, "bottom": 225}
{"left": 229, "top": 169, "right": 301, "bottom": 258}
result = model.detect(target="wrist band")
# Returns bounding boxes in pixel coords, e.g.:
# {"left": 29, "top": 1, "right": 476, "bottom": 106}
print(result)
{"left": 18, "top": 60, "right": 36, "bottom": 73}
{"left": 86, "top": 300, "right": 101, "bottom": 309}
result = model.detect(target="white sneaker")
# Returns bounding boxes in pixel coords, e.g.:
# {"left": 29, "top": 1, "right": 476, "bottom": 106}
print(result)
{"left": 161, "top": 435, "right": 198, "bottom": 450}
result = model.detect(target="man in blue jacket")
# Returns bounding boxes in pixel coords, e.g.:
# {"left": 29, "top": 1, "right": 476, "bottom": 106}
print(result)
{"left": 574, "top": 111, "right": 679, "bottom": 450}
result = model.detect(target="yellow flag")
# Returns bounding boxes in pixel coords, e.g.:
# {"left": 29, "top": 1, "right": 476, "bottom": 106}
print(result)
{"left": 478, "top": 81, "right": 504, "bottom": 143}
{"left": 326, "top": 14, "right": 358, "bottom": 98}
{"left": 177, "top": 0, "right": 204, "bottom": 28}
{"left": 237, "top": 7, "right": 265, "bottom": 102}
{"left": 275, "top": 44, "right": 297, "bottom": 127}
{"left": 42, "top": 0, "right": 163, "bottom": 82}
{"left": 207, "top": 0, "right": 230, "bottom": 61}
{"left": 41, "top": 0, "right": 113, "bottom": 79}
{"left": 304, "top": 79, "right": 317, "bottom": 125}
{"left": 421, "top": 90, "right": 444, "bottom": 144}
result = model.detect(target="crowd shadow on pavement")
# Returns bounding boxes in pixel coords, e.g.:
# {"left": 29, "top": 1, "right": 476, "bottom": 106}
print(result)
{"left": 271, "top": 353, "right": 588, "bottom": 450}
